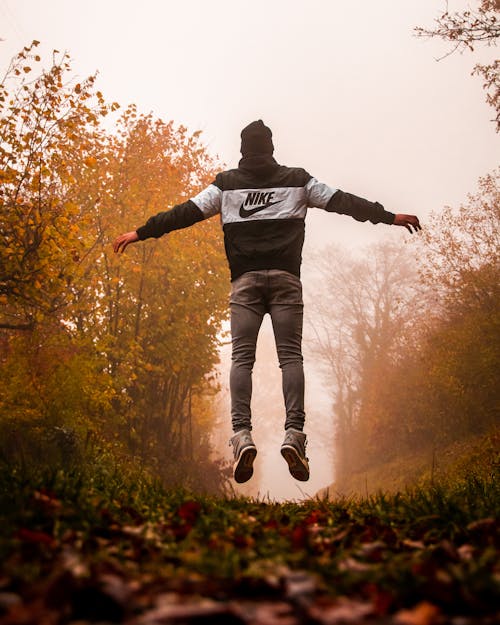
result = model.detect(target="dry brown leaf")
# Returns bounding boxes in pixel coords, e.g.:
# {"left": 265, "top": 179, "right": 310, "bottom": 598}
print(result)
{"left": 394, "top": 601, "right": 441, "bottom": 625}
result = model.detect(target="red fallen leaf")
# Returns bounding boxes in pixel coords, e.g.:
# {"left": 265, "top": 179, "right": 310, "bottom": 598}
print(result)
{"left": 372, "top": 588, "right": 394, "bottom": 616}
{"left": 363, "top": 582, "right": 394, "bottom": 616}
{"left": 394, "top": 601, "right": 441, "bottom": 625}
{"left": 291, "top": 525, "right": 307, "bottom": 549}
{"left": 15, "top": 528, "right": 55, "bottom": 546}
{"left": 233, "top": 534, "right": 254, "bottom": 549}
{"left": 263, "top": 519, "right": 279, "bottom": 530}
{"left": 360, "top": 526, "right": 377, "bottom": 543}
{"left": 177, "top": 501, "right": 201, "bottom": 523}
{"left": 466, "top": 517, "right": 496, "bottom": 532}
{"left": 171, "top": 524, "right": 193, "bottom": 541}
{"left": 0, "top": 597, "right": 48, "bottom": 625}
{"left": 100, "top": 508, "right": 116, "bottom": 523}
{"left": 304, "top": 509, "right": 323, "bottom": 525}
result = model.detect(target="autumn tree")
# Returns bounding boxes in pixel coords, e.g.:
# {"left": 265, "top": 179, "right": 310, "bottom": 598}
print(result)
{"left": 0, "top": 42, "right": 118, "bottom": 465}
{"left": 0, "top": 45, "right": 230, "bottom": 492}
{"left": 416, "top": 0, "right": 500, "bottom": 130}
{"left": 82, "top": 106, "right": 230, "bottom": 486}
{"left": 411, "top": 169, "right": 500, "bottom": 441}
{"left": 419, "top": 169, "right": 499, "bottom": 312}
{"left": 0, "top": 40, "right": 116, "bottom": 331}
{"left": 316, "top": 172, "right": 499, "bottom": 493}
{"left": 306, "top": 240, "right": 423, "bottom": 481}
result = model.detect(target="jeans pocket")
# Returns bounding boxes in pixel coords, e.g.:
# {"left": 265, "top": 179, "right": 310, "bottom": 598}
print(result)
{"left": 230, "top": 272, "right": 259, "bottom": 305}
{"left": 270, "top": 271, "right": 303, "bottom": 305}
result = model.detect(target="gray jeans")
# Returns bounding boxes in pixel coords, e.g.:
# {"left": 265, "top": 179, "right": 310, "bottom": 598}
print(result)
{"left": 230, "top": 269, "right": 305, "bottom": 432}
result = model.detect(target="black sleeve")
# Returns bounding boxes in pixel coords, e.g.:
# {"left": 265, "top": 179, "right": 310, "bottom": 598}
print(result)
{"left": 325, "top": 190, "right": 395, "bottom": 225}
{"left": 135, "top": 200, "right": 205, "bottom": 240}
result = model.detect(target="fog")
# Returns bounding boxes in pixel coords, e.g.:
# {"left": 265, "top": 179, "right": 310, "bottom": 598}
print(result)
{"left": 1, "top": 0, "right": 497, "bottom": 499}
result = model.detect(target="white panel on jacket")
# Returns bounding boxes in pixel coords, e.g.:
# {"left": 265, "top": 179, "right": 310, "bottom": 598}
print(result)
{"left": 191, "top": 184, "right": 222, "bottom": 218}
{"left": 305, "top": 178, "right": 337, "bottom": 209}
{"left": 221, "top": 187, "right": 308, "bottom": 224}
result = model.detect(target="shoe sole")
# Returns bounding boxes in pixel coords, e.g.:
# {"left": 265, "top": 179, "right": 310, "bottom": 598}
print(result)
{"left": 233, "top": 446, "right": 257, "bottom": 483}
{"left": 281, "top": 445, "right": 310, "bottom": 481}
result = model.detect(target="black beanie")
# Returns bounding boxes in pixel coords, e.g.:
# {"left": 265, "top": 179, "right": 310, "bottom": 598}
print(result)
{"left": 240, "top": 120, "right": 274, "bottom": 156}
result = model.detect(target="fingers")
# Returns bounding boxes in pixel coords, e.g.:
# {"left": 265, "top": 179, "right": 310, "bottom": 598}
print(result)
{"left": 113, "top": 236, "right": 124, "bottom": 253}
{"left": 113, "top": 234, "right": 131, "bottom": 254}
{"left": 405, "top": 221, "right": 422, "bottom": 234}
{"left": 113, "top": 231, "right": 139, "bottom": 253}
{"left": 410, "top": 216, "right": 422, "bottom": 233}
{"left": 395, "top": 214, "right": 422, "bottom": 234}
{"left": 408, "top": 219, "right": 422, "bottom": 234}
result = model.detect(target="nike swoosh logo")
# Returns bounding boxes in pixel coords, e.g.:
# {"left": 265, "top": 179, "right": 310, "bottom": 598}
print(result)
{"left": 239, "top": 199, "right": 284, "bottom": 218}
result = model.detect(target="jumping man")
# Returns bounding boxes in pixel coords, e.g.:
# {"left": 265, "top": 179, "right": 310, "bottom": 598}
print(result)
{"left": 113, "top": 120, "right": 421, "bottom": 484}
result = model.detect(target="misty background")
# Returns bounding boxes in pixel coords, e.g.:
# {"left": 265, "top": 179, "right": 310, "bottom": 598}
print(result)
{"left": 1, "top": 0, "right": 497, "bottom": 499}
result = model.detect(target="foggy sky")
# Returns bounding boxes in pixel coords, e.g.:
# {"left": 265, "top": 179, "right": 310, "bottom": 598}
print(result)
{"left": 1, "top": 0, "right": 498, "bottom": 499}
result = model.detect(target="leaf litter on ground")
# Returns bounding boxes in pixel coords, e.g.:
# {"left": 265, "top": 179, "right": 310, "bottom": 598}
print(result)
{"left": 0, "top": 467, "right": 498, "bottom": 624}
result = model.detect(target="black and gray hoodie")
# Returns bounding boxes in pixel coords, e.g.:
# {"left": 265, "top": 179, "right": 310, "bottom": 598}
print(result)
{"left": 135, "top": 155, "right": 395, "bottom": 281}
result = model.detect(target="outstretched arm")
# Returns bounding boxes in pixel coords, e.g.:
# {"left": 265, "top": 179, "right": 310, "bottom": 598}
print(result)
{"left": 312, "top": 184, "right": 422, "bottom": 232}
{"left": 305, "top": 176, "right": 422, "bottom": 232}
{"left": 112, "top": 182, "right": 222, "bottom": 254}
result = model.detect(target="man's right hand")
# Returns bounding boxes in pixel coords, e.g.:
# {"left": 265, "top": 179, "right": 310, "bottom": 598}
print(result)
{"left": 113, "top": 231, "right": 139, "bottom": 253}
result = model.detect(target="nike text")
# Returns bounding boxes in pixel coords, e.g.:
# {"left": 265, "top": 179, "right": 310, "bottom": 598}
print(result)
{"left": 244, "top": 191, "right": 276, "bottom": 206}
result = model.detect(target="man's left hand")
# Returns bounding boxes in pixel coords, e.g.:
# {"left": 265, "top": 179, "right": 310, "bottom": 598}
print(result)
{"left": 393, "top": 214, "right": 422, "bottom": 234}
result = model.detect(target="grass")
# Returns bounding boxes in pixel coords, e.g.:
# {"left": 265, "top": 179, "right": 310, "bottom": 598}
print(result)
{"left": 320, "top": 426, "right": 500, "bottom": 498}
{"left": 0, "top": 460, "right": 498, "bottom": 623}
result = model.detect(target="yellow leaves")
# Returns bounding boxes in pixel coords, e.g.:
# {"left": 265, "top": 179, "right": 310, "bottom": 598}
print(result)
{"left": 0, "top": 169, "right": 15, "bottom": 183}
{"left": 63, "top": 201, "right": 78, "bottom": 213}
{"left": 1, "top": 45, "right": 228, "bottom": 470}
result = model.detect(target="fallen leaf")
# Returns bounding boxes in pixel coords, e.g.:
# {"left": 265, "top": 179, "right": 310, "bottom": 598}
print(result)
{"left": 338, "top": 557, "right": 372, "bottom": 573}
{"left": 309, "top": 597, "right": 373, "bottom": 624}
{"left": 394, "top": 601, "right": 441, "bottom": 625}
{"left": 132, "top": 601, "right": 242, "bottom": 624}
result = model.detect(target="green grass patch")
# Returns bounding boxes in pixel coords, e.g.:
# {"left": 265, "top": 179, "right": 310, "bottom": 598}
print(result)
{"left": 0, "top": 460, "right": 498, "bottom": 623}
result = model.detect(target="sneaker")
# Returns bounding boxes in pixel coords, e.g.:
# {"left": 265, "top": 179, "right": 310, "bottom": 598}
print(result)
{"left": 230, "top": 429, "right": 257, "bottom": 483}
{"left": 280, "top": 428, "right": 309, "bottom": 481}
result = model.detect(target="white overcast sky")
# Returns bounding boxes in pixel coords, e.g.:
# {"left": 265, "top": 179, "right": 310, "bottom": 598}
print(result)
{"left": 1, "top": 0, "right": 498, "bottom": 498}
{"left": 1, "top": 0, "right": 498, "bottom": 251}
